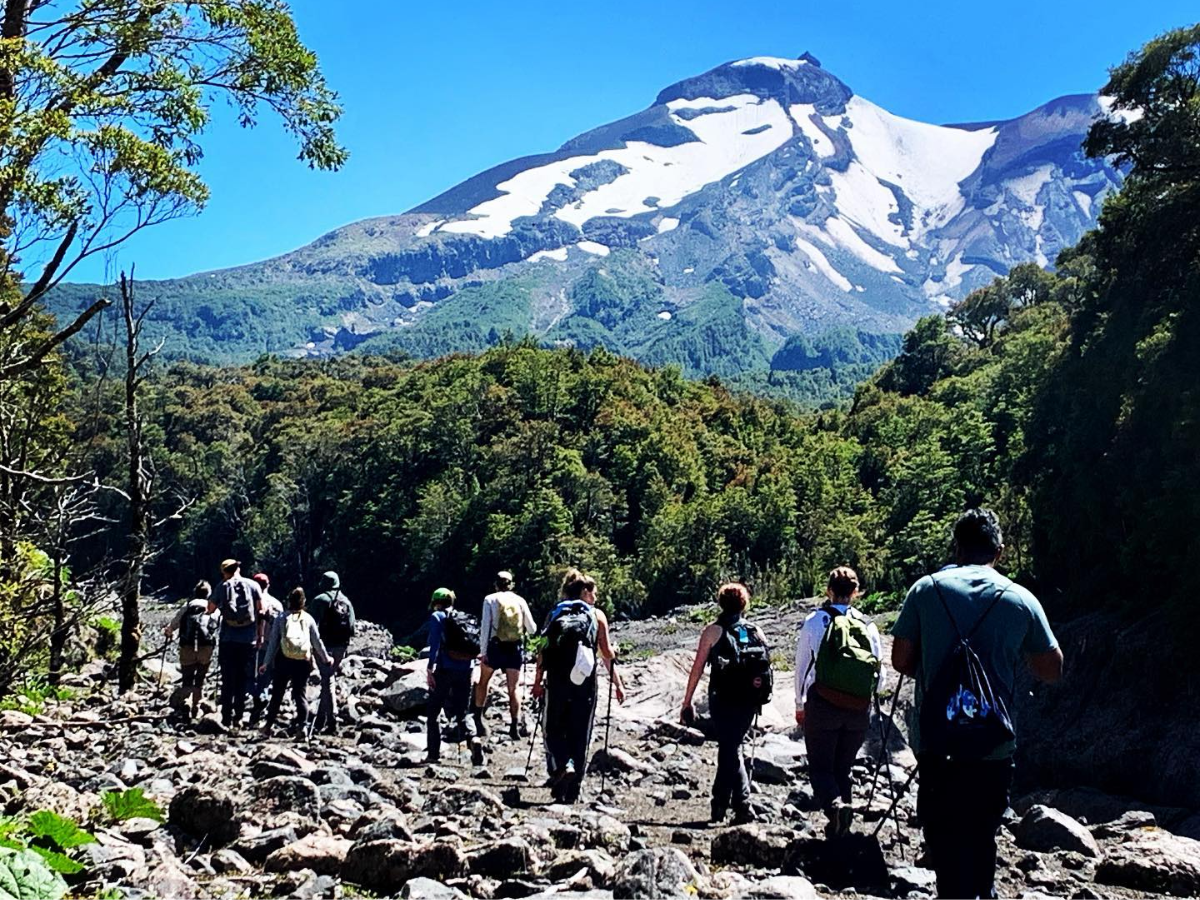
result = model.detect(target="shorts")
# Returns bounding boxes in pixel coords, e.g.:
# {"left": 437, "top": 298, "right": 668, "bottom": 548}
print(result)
{"left": 179, "top": 644, "right": 214, "bottom": 670}
{"left": 485, "top": 639, "right": 523, "bottom": 672}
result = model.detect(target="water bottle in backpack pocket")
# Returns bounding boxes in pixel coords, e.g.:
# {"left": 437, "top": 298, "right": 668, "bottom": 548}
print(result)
{"left": 709, "top": 620, "right": 774, "bottom": 708}
{"left": 542, "top": 601, "right": 598, "bottom": 683}
{"left": 920, "top": 579, "right": 1015, "bottom": 760}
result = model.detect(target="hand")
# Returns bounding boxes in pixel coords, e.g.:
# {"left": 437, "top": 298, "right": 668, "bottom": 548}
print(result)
{"left": 615, "top": 684, "right": 626, "bottom": 705}
{"left": 680, "top": 701, "right": 694, "bottom": 725}
{"left": 162, "top": 626, "right": 172, "bottom": 637}
{"left": 259, "top": 665, "right": 267, "bottom": 675}
{"left": 531, "top": 682, "right": 544, "bottom": 700}
{"left": 479, "top": 655, "right": 489, "bottom": 667}
{"left": 795, "top": 709, "right": 806, "bottom": 727}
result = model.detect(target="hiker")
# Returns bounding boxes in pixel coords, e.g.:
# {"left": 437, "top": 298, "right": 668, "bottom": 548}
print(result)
{"left": 310, "top": 570, "right": 356, "bottom": 736}
{"left": 249, "top": 572, "right": 284, "bottom": 727}
{"left": 425, "top": 587, "right": 480, "bottom": 762}
{"left": 680, "top": 582, "right": 773, "bottom": 825}
{"left": 531, "top": 568, "right": 625, "bottom": 803}
{"left": 892, "top": 509, "right": 1062, "bottom": 900}
{"left": 474, "top": 570, "right": 537, "bottom": 739}
{"left": 163, "top": 580, "right": 221, "bottom": 721}
{"left": 794, "top": 566, "right": 883, "bottom": 837}
{"left": 214, "top": 559, "right": 266, "bottom": 729}
{"left": 260, "top": 587, "right": 331, "bottom": 736}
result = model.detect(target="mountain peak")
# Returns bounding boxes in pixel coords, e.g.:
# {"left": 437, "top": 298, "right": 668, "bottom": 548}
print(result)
{"left": 653, "top": 53, "right": 851, "bottom": 114}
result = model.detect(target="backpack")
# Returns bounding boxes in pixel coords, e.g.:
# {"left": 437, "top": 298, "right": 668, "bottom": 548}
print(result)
{"left": 220, "top": 577, "right": 255, "bottom": 627}
{"left": 179, "top": 602, "right": 218, "bottom": 649}
{"left": 322, "top": 593, "right": 354, "bottom": 646}
{"left": 919, "top": 578, "right": 1016, "bottom": 761}
{"left": 542, "top": 600, "right": 598, "bottom": 681}
{"left": 813, "top": 606, "right": 880, "bottom": 710}
{"left": 495, "top": 594, "right": 524, "bottom": 644}
{"left": 709, "top": 618, "right": 774, "bottom": 708}
{"left": 281, "top": 613, "right": 312, "bottom": 661}
{"left": 442, "top": 609, "right": 481, "bottom": 660}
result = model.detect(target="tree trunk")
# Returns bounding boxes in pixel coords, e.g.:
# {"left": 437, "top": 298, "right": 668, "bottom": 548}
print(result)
{"left": 47, "top": 554, "right": 65, "bottom": 685}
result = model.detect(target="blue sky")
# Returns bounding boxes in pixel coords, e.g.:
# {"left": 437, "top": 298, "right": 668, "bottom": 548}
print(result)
{"left": 68, "top": 0, "right": 1195, "bottom": 282}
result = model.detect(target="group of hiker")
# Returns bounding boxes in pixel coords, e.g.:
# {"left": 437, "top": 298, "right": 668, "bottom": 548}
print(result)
{"left": 163, "top": 507, "right": 1061, "bottom": 899}
{"left": 163, "top": 560, "right": 357, "bottom": 736}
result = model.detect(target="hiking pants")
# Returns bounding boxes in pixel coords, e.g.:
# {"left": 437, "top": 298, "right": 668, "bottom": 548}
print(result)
{"left": 803, "top": 690, "right": 869, "bottom": 809}
{"left": 709, "top": 697, "right": 755, "bottom": 816}
{"left": 544, "top": 679, "right": 598, "bottom": 797}
{"left": 316, "top": 645, "right": 347, "bottom": 730}
{"left": 218, "top": 642, "right": 255, "bottom": 725}
{"left": 917, "top": 754, "right": 1014, "bottom": 899}
{"left": 266, "top": 656, "right": 313, "bottom": 729}
{"left": 427, "top": 667, "right": 472, "bottom": 759}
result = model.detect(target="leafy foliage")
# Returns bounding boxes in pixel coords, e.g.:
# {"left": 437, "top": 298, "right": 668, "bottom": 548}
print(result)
{"left": 100, "top": 790, "right": 163, "bottom": 824}
{"left": 0, "top": 848, "right": 67, "bottom": 900}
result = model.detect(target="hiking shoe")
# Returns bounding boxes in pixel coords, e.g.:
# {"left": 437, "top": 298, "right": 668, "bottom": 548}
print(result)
{"left": 731, "top": 807, "right": 757, "bottom": 825}
{"left": 470, "top": 741, "right": 485, "bottom": 767}
{"left": 474, "top": 711, "right": 489, "bottom": 737}
{"left": 837, "top": 802, "right": 854, "bottom": 835}
{"left": 710, "top": 806, "right": 728, "bottom": 825}
{"left": 509, "top": 721, "right": 520, "bottom": 740}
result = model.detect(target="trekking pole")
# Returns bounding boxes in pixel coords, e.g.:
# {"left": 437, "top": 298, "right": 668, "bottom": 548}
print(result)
{"left": 523, "top": 695, "right": 544, "bottom": 776}
{"left": 872, "top": 765, "right": 918, "bottom": 840}
{"left": 153, "top": 640, "right": 170, "bottom": 699}
{"left": 600, "top": 658, "right": 616, "bottom": 798}
{"left": 866, "top": 674, "right": 905, "bottom": 810}
{"left": 746, "top": 711, "right": 761, "bottom": 791}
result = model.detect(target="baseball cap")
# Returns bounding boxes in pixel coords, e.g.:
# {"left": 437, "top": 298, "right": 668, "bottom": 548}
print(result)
{"left": 252, "top": 573, "right": 270, "bottom": 589}
{"left": 220, "top": 559, "right": 240, "bottom": 573}
{"left": 430, "top": 587, "right": 455, "bottom": 606}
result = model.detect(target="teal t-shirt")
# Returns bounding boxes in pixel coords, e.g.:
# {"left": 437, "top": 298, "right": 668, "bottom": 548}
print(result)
{"left": 892, "top": 565, "right": 1058, "bottom": 759}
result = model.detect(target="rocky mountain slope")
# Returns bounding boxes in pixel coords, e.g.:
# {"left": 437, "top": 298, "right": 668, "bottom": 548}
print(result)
{"left": 2, "top": 600, "right": 1198, "bottom": 900}
{"left": 47, "top": 54, "right": 1124, "bottom": 382}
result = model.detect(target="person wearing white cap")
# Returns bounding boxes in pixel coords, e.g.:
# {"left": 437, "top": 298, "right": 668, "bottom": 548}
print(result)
{"left": 474, "top": 570, "right": 537, "bottom": 739}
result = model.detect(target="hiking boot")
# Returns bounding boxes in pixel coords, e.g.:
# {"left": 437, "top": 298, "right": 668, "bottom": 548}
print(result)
{"left": 423, "top": 752, "right": 441, "bottom": 765}
{"left": 710, "top": 804, "right": 728, "bottom": 825}
{"left": 470, "top": 740, "right": 485, "bottom": 767}
{"left": 731, "top": 806, "right": 757, "bottom": 825}
{"left": 473, "top": 708, "right": 489, "bottom": 737}
{"left": 826, "top": 799, "right": 853, "bottom": 837}
{"left": 509, "top": 720, "right": 520, "bottom": 740}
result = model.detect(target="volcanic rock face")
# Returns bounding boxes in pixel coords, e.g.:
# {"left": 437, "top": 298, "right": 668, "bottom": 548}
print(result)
{"left": 47, "top": 55, "right": 1123, "bottom": 375}
{"left": 3, "top": 600, "right": 1195, "bottom": 900}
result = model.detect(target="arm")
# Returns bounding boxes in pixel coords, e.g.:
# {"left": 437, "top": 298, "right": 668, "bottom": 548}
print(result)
{"left": 311, "top": 619, "right": 332, "bottom": 668}
{"left": 348, "top": 601, "right": 357, "bottom": 638}
{"left": 164, "top": 605, "right": 186, "bottom": 637}
{"left": 891, "top": 637, "right": 918, "bottom": 678}
{"left": 426, "top": 614, "right": 442, "bottom": 686}
{"left": 479, "top": 599, "right": 495, "bottom": 653}
{"left": 520, "top": 598, "right": 537, "bottom": 636}
{"left": 261, "top": 617, "right": 280, "bottom": 672}
{"left": 595, "top": 609, "right": 625, "bottom": 703}
{"left": 794, "top": 613, "right": 823, "bottom": 709}
{"left": 681, "top": 625, "right": 721, "bottom": 717}
{"left": 1027, "top": 647, "right": 1063, "bottom": 684}
{"left": 868, "top": 621, "right": 886, "bottom": 690}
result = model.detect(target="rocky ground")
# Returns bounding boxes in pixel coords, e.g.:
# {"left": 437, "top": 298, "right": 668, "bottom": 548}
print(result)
{"left": 2, "top": 601, "right": 1199, "bottom": 899}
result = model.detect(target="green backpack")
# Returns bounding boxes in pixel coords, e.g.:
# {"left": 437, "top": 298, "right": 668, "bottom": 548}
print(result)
{"left": 813, "top": 606, "right": 880, "bottom": 709}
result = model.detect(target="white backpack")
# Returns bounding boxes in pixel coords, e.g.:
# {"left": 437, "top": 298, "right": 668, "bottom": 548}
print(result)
{"left": 281, "top": 613, "right": 312, "bottom": 661}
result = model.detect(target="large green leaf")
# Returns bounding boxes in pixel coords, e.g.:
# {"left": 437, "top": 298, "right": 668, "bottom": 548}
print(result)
{"left": 24, "top": 851, "right": 80, "bottom": 878}
{"left": 0, "top": 848, "right": 67, "bottom": 900}
{"left": 100, "top": 789, "right": 163, "bottom": 824}
{"left": 25, "top": 812, "right": 93, "bottom": 851}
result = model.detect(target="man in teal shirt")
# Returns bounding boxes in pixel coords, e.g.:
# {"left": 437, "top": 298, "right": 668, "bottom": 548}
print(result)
{"left": 892, "top": 509, "right": 1062, "bottom": 899}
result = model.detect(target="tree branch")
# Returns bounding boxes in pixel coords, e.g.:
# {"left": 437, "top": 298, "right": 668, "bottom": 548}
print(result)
{"left": 0, "top": 296, "right": 109, "bottom": 381}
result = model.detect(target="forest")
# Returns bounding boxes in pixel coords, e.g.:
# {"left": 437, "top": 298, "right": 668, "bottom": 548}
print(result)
{"left": 0, "top": 22, "right": 1198, "bottom": 694}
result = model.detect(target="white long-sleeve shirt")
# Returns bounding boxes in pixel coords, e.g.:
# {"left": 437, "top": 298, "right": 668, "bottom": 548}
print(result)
{"left": 794, "top": 603, "right": 884, "bottom": 707}
{"left": 479, "top": 590, "right": 537, "bottom": 647}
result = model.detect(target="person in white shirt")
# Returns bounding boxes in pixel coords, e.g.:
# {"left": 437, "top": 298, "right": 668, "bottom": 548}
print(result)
{"left": 794, "top": 566, "right": 884, "bottom": 837}
{"left": 473, "top": 571, "right": 537, "bottom": 739}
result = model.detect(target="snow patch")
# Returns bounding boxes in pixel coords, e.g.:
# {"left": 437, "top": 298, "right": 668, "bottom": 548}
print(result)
{"left": 657, "top": 217, "right": 679, "bottom": 234}
{"left": 794, "top": 236, "right": 852, "bottom": 292}
{"left": 576, "top": 241, "right": 610, "bottom": 257}
{"left": 1098, "top": 95, "right": 1144, "bottom": 125}
{"left": 528, "top": 247, "right": 569, "bottom": 263}
{"left": 823, "top": 216, "right": 903, "bottom": 273}
{"left": 415, "top": 220, "right": 443, "bottom": 238}
{"left": 943, "top": 253, "right": 973, "bottom": 290}
{"left": 1006, "top": 164, "right": 1055, "bottom": 206}
{"left": 656, "top": 311, "right": 673, "bottom": 320}
{"left": 443, "top": 95, "right": 791, "bottom": 238}
{"left": 1073, "top": 190, "right": 1092, "bottom": 216}
{"left": 732, "top": 57, "right": 809, "bottom": 71}
{"left": 683, "top": 266, "right": 695, "bottom": 274}
{"left": 826, "top": 162, "right": 909, "bottom": 246}
{"left": 789, "top": 104, "right": 833, "bottom": 157}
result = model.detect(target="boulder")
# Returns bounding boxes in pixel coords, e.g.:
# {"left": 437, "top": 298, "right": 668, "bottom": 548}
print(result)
{"left": 232, "top": 826, "right": 297, "bottom": 864}
{"left": 141, "top": 841, "right": 198, "bottom": 899}
{"left": 21, "top": 781, "right": 99, "bottom": 822}
{"left": 545, "top": 849, "right": 616, "bottom": 887}
{"left": 589, "top": 747, "right": 652, "bottom": 775}
{"left": 168, "top": 785, "right": 239, "bottom": 845}
{"left": 613, "top": 848, "right": 702, "bottom": 899}
{"left": 1091, "top": 809, "right": 1156, "bottom": 838}
{"left": 253, "top": 775, "right": 321, "bottom": 835}
{"left": 891, "top": 865, "right": 937, "bottom": 893}
{"left": 1014, "top": 805, "right": 1101, "bottom": 858}
{"left": 400, "top": 878, "right": 471, "bottom": 900}
{"left": 576, "top": 812, "right": 632, "bottom": 853}
{"left": 342, "top": 840, "right": 468, "bottom": 893}
{"left": 382, "top": 670, "right": 431, "bottom": 716}
{"left": 711, "top": 824, "right": 790, "bottom": 869}
{"left": 210, "top": 848, "right": 254, "bottom": 875}
{"left": 350, "top": 809, "right": 415, "bottom": 843}
{"left": 782, "top": 834, "right": 888, "bottom": 893}
{"left": 1096, "top": 828, "right": 1200, "bottom": 897}
{"left": 467, "top": 837, "right": 536, "bottom": 878}
{"left": 81, "top": 830, "right": 148, "bottom": 881}
{"left": 265, "top": 833, "right": 353, "bottom": 875}
{"left": 425, "top": 785, "right": 505, "bottom": 819}
{"left": 735, "top": 875, "right": 818, "bottom": 899}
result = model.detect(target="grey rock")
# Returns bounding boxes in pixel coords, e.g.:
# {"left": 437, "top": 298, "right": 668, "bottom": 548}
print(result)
{"left": 168, "top": 785, "right": 239, "bottom": 844}
{"left": 613, "top": 848, "right": 701, "bottom": 899}
{"left": 265, "top": 833, "right": 353, "bottom": 875}
{"left": 590, "top": 747, "right": 652, "bottom": 775}
{"left": 712, "top": 824, "right": 790, "bottom": 869}
{"left": 253, "top": 775, "right": 322, "bottom": 835}
{"left": 210, "top": 848, "right": 254, "bottom": 875}
{"left": 576, "top": 812, "right": 632, "bottom": 853}
{"left": 1096, "top": 828, "right": 1200, "bottom": 896}
{"left": 400, "top": 878, "right": 471, "bottom": 900}
{"left": 341, "top": 839, "right": 468, "bottom": 894}
{"left": 735, "top": 875, "right": 818, "bottom": 899}
{"left": 1090, "top": 809, "right": 1156, "bottom": 838}
{"left": 891, "top": 866, "right": 937, "bottom": 893}
{"left": 467, "top": 837, "right": 536, "bottom": 878}
{"left": 425, "top": 785, "right": 505, "bottom": 818}
{"left": 1015, "top": 805, "right": 1101, "bottom": 858}
{"left": 81, "top": 830, "right": 148, "bottom": 881}
{"left": 232, "top": 825, "right": 297, "bottom": 864}
{"left": 545, "top": 849, "right": 616, "bottom": 887}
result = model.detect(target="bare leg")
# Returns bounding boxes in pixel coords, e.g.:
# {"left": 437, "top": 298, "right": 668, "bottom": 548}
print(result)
{"left": 505, "top": 668, "right": 521, "bottom": 721}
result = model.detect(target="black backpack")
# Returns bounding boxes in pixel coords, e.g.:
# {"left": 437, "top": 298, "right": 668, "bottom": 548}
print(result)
{"left": 179, "top": 602, "right": 218, "bottom": 649}
{"left": 709, "top": 618, "right": 773, "bottom": 708}
{"left": 442, "top": 609, "right": 481, "bottom": 660}
{"left": 322, "top": 593, "right": 354, "bottom": 646}
{"left": 919, "top": 578, "right": 1016, "bottom": 760}
{"left": 220, "top": 578, "right": 255, "bottom": 627}
{"left": 542, "top": 600, "right": 598, "bottom": 681}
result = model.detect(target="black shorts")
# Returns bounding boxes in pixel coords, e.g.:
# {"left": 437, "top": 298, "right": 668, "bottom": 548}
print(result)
{"left": 485, "top": 639, "right": 523, "bottom": 672}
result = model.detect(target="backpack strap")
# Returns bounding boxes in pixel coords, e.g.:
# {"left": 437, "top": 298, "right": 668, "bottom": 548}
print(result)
{"left": 930, "top": 576, "right": 1012, "bottom": 642}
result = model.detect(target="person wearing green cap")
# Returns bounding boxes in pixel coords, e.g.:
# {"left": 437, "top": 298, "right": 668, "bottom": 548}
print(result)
{"left": 425, "top": 588, "right": 478, "bottom": 762}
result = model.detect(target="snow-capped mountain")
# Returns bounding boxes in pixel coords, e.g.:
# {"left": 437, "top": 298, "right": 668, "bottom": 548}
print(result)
{"left": 48, "top": 53, "right": 1124, "bottom": 374}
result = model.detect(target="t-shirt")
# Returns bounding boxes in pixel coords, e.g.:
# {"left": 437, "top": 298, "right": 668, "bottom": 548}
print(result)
{"left": 217, "top": 574, "right": 264, "bottom": 645}
{"left": 892, "top": 564, "right": 1058, "bottom": 759}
